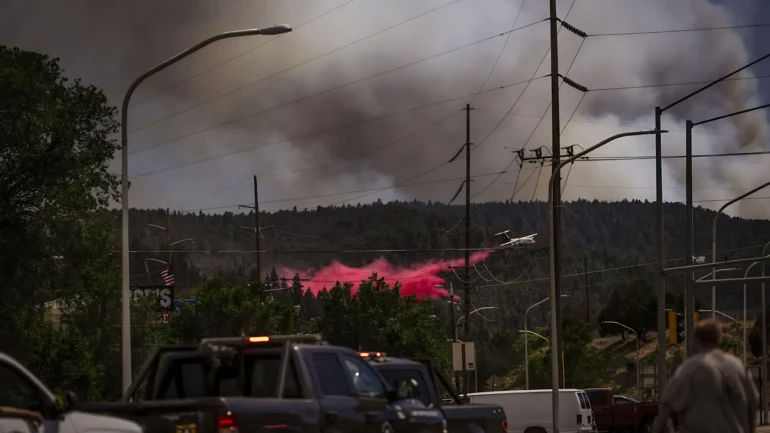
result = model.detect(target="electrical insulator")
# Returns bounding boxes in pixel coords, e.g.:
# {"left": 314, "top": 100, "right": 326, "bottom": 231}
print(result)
{"left": 559, "top": 20, "right": 587, "bottom": 38}
{"left": 561, "top": 75, "right": 589, "bottom": 93}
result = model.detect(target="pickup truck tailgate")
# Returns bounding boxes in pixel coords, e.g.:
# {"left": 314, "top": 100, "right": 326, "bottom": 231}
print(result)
{"left": 443, "top": 403, "right": 506, "bottom": 433}
{"left": 80, "top": 398, "right": 225, "bottom": 433}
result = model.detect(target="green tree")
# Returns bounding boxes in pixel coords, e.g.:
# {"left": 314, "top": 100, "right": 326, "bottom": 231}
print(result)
{"left": 598, "top": 279, "right": 657, "bottom": 338}
{"left": 0, "top": 46, "right": 127, "bottom": 399}
{"left": 310, "top": 275, "right": 448, "bottom": 369}
{"left": 169, "top": 278, "right": 295, "bottom": 343}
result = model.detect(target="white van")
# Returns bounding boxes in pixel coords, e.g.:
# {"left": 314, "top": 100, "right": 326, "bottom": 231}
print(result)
{"left": 467, "top": 388, "right": 595, "bottom": 433}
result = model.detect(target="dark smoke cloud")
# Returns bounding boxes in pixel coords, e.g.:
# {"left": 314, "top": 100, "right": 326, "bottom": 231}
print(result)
{"left": 2, "top": 0, "right": 768, "bottom": 217}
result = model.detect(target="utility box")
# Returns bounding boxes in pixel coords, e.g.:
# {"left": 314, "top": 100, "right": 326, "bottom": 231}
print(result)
{"left": 452, "top": 342, "right": 476, "bottom": 371}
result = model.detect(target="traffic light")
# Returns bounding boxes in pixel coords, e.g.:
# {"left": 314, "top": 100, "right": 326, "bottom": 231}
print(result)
{"left": 668, "top": 311, "right": 677, "bottom": 344}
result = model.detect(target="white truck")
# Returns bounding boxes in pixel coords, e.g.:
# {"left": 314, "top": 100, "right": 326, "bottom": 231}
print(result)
{"left": 467, "top": 388, "right": 596, "bottom": 433}
{"left": 0, "top": 351, "right": 142, "bottom": 433}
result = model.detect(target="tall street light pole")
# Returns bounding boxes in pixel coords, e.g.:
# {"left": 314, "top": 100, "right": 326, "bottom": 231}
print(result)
{"left": 548, "top": 129, "right": 661, "bottom": 432}
{"left": 654, "top": 50, "right": 770, "bottom": 393}
{"left": 524, "top": 295, "right": 570, "bottom": 390}
{"left": 119, "top": 24, "right": 292, "bottom": 392}
{"left": 711, "top": 180, "right": 770, "bottom": 322}
{"left": 603, "top": 321, "right": 640, "bottom": 388}
{"left": 687, "top": 102, "right": 770, "bottom": 329}
{"left": 762, "top": 241, "right": 770, "bottom": 425}
{"left": 744, "top": 261, "right": 763, "bottom": 365}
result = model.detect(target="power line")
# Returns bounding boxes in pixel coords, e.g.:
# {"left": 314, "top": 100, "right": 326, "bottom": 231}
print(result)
{"left": 120, "top": 246, "right": 501, "bottom": 254}
{"left": 473, "top": 1, "right": 582, "bottom": 199}
{"left": 473, "top": 242, "right": 770, "bottom": 288}
{"left": 128, "top": 18, "right": 548, "bottom": 156}
{"left": 588, "top": 22, "right": 770, "bottom": 37}
{"left": 128, "top": 0, "right": 460, "bottom": 134}
{"left": 589, "top": 73, "right": 770, "bottom": 92}
{"left": 578, "top": 150, "right": 770, "bottom": 161}
{"left": 182, "top": 169, "right": 511, "bottom": 213}
{"left": 128, "top": 0, "right": 358, "bottom": 109}
{"left": 133, "top": 76, "right": 547, "bottom": 182}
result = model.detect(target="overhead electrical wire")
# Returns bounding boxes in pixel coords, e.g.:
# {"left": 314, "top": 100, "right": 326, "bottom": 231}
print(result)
{"left": 473, "top": 0, "right": 581, "bottom": 199}
{"left": 182, "top": 168, "right": 512, "bottom": 213}
{"left": 129, "top": 0, "right": 461, "bottom": 133}
{"left": 587, "top": 22, "right": 770, "bottom": 37}
{"left": 129, "top": 0, "right": 359, "bottom": 109}
{"left": 128, "top": 18, "right": 548, "bottom": 156}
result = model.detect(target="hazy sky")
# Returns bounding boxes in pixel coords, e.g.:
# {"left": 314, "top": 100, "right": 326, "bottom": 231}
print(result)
{"left": 2, "top": 0, "right": 769, "bottom": 218}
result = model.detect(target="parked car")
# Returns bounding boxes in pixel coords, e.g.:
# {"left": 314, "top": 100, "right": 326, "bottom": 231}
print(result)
{"left": 0, "top": 351, "right": 142, "bottom": 433}
{"left": 467, "top": 388, "right": 595, "bottom": 433}
{"left": 361, "top": 352, "right": 507, "bottom": 433}
{"left": 80, "top": 334, "right": 447, "bottom": 433}
{"left": 584, "top": 388, "right": 658, "bottom": 433}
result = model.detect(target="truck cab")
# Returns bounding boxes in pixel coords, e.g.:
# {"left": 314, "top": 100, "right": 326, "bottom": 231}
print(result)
{"left": 360, "top": 351, "right": 507, "bottom": 433}
{"left": 81, "top": 334, "right": 447, "bottom": 433}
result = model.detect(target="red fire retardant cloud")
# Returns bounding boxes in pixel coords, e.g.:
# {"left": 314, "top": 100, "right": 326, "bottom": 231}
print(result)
{"left": 280, "top": 250, "right": 493, "bottom": 299}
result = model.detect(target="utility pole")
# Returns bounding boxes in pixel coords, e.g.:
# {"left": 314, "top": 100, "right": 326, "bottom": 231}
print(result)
{"left": 684, "top": 121, "right": 695, "bottom": 357}
{"left": 584, "top": 253, "right": 589, "bottom": 323}
{"left": 549, "top": 0, "right": 564, "bottom": 391}
{"left": 461, "top": 103, "right": 473, "bottom": 397}
{"left": 166, "top": 208, "right": 172, "bottom": 265}
{"left": 253, "top": 175, "right": 262, "bottom": 284}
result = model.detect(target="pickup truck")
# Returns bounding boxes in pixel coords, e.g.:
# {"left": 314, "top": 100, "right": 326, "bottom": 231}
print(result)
{"left": 584, "top": 388, "right": 658, "bottom": 433}
{"left": 79, "top": 334, "right": 447, "bottom": 433}
{"left": 0, "top": 351, "right": 142, "bottom": 433}
{"left": 361, "top": 352, "right": 507, "bottom": 433}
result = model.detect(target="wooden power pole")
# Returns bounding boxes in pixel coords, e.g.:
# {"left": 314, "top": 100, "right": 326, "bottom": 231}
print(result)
{"left": 253, "top": 175, "right": 261, "bottom": 284}
{"left": 461, "top": 104, "right": 473, "bottom": 396}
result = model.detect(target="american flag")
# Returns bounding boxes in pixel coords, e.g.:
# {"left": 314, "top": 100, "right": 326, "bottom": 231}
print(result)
{"left": 161, "top": 266, "right": 175, "bottom": 287}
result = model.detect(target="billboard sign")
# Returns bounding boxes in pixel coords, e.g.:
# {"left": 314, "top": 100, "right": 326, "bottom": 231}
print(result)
{"left": 130, "top": 285, "right": 174, "bottom": 312}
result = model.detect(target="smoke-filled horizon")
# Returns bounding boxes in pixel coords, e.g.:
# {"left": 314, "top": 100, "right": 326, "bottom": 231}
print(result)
{"left": 2, "top": 0, "right": 769, "bottom": 218}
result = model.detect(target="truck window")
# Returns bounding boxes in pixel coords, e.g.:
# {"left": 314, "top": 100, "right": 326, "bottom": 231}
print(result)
{"left": 156, "top": 353, "right": 302, "bottom": 399}
{"left": 576, "top": 392, "right": 588, "bottom": 409}
{"left": 587, "top": 390, "right": 608, "bottom": 406}
{"left": 340, "top": 354, "right": 385, "bottom": 398}
{"left": 0, "top": 363, "right": 46, "bottom": 413}
{"left": 375, "top": 368, "right": 431, "bottom": 406}
{"left": 312, "top": 353, "right": 353, "bottom": 397}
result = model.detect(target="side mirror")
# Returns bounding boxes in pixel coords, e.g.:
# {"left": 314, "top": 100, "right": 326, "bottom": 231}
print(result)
{"left": 59, "top": 391, "right": 80, "bottom": 412}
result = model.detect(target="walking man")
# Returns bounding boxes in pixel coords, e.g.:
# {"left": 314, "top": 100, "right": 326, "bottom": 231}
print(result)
{"left": 653, "top": 320, "right": 759, "bottom": 433}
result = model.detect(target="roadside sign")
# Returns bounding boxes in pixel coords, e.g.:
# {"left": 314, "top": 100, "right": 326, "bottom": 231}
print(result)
{"left": 451, "top": 342, "right": 476, "bottom": 371}
{"left": 156, "top": 312, "right": 171, "bottom": 324}
{"left": 130, "top": 285, "right": 174, "bottom": 312}
{"left": 173, "top": 298, "right": 196, "bottom": 313}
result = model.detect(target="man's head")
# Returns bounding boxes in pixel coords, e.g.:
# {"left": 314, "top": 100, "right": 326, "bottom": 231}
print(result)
{"left": 693, "top": 320, "right": 722, "bottom": 352}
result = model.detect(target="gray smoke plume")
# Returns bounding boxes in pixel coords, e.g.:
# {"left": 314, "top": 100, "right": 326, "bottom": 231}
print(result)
{"left": 1, "top": 0, "right": 768, "bottom": 217}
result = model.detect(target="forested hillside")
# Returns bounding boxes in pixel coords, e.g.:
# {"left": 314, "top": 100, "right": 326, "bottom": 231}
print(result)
{"left": 125, "top": 199, "right": 770, "bottom": 323}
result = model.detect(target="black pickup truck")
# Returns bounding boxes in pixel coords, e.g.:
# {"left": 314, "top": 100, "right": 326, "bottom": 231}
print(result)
{"left": 361, "top": 352, "right": 507, "bottom": 433}
{"left": 79, "top": 335, "right": 447, "bottom": 433}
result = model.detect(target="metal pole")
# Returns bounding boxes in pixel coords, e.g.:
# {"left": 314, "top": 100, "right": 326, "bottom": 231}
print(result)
{"left": 525, "top": 313, "right": 529, "bottom": 390}
{"left": 745, "top": 262, "right": 762, "bottom": 365}
{"left": 118, "top": 25, "right": 291, "bottom": 392}
{"left": 549, "top": 0, "right": 565, "bottom": 395}
{"left": 763, "top": 242, "right": 770, "bottom": 424}
{"left": 254, "top": 175, "right": 261, "bottom": 284}
{"left": 685, "top": 120, "right": 695, "bottom": 357}
{"left": 712, "top": 181, "right": 770, "bottom": 322}
{"left": 584, "top": 253, "right": 589, "bottom": 323}
{"left": 548, "top": 129, "right": 658, "bottom": 431}
{"left": 654, "top": 106, "right": 667, "bottom": 395}
{"left": 462, "top": 104, "right": 472, "bottom": 397}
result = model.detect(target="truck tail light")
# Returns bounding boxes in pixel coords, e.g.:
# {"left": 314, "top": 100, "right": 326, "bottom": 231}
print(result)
{"left": 501, "top": 419, "right": 508, "bottom": 432}
{"left": 577, "top": 414, "right": 582, "bottom": 424}
{"left": 218, "top": 412, "right": 238, "bottom": 433}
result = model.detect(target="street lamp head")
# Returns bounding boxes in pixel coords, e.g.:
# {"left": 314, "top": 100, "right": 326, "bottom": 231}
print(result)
{"left": 260, "top": 24, "right": 292, "bottom": 35}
